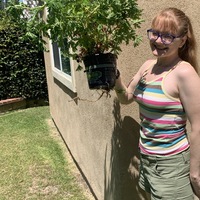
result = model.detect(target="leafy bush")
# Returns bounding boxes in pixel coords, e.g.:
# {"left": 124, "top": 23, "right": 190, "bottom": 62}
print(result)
{"left": 0, "top": 16, "right": 48, "bottom": 101}
{"left": 7, "top": 0, "right": 143, "bottom": 61}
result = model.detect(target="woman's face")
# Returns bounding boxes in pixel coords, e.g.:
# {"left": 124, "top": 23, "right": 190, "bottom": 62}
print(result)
{"left": 149, "top": 28, "right": 185, "bottom": 59}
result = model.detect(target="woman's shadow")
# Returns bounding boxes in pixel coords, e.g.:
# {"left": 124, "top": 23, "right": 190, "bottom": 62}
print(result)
{"left": 104, "top": 98, "right": 147, "bottom": 200}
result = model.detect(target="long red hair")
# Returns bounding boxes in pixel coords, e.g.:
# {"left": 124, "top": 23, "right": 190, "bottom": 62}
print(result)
{"left": 151, "top": 8, "right": 198, "bottom": 73}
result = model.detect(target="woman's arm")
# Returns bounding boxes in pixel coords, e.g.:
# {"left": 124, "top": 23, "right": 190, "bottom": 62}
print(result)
{"left": 178, "top": 63, "right": 200, "bottom": 198}
{"left": 114, "top": 76, "right": 138, "bottom": 104}
{"left": 114, "top": 60, "right": 151, "bottom": 104}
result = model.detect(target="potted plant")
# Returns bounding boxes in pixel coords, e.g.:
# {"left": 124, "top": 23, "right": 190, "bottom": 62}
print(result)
{"left": 7, "top": 0, "right": 143, "bottom": 90}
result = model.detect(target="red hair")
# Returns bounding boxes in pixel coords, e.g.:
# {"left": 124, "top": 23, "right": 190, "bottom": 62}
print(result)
{"left": 152, "top": 8, "right": 198, "bottom": 73}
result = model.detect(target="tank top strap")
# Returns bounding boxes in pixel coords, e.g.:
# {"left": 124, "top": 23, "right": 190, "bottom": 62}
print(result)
{"left": 140, "top": 60, "right": 157, "bottom": 85}
{"left": 141, "top": 60, "right": 157, "bottom": 76}
{"left": 163, "top": 60, "right": 182, "bottom": 79}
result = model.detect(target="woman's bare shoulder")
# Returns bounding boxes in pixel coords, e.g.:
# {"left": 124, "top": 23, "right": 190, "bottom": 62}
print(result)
{"left": 176, "top": 61, "right": 198, "bottom": 80}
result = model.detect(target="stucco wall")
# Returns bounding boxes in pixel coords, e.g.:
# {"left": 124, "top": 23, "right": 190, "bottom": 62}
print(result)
{"left": 44, "top": 1, "right": 200, "bottom": 200}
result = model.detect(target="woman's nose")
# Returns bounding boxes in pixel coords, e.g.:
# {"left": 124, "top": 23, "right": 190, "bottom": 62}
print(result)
{"left": 154, "top": 35, "right": 163, "bottom": 43}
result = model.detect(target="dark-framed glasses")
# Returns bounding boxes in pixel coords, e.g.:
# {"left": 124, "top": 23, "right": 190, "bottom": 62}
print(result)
{"left": 147, "top": 29, "right": 181, "bottom": 45}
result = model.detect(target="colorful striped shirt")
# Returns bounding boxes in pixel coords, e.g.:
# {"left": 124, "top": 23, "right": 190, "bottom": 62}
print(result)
{"left": 133, "top": 65, "right": 189, "bottom": 156}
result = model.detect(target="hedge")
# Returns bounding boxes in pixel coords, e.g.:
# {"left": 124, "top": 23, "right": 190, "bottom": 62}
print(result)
{"left": 0, "top": 23, "right": 48, "bottom": 101}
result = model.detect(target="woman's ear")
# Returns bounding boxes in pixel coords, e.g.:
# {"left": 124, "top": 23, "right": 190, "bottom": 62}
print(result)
{"left": 179, "top": 35, "right": 187, "bottom": 48}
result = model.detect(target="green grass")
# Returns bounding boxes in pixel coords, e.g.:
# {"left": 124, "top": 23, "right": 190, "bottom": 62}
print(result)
{"left": 0, "top": 106, "right": 91, "bottom": 200}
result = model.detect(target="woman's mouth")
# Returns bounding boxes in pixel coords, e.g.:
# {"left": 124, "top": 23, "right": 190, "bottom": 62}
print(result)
{"left": 154, "top": 45, "right": 168, "bottom": 51}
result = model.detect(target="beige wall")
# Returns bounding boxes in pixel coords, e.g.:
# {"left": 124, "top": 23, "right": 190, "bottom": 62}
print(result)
{"left": 44, "top": 1, "right": 200, "bottom": 200}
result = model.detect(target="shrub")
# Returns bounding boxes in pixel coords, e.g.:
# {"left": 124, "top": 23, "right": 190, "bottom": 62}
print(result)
{"left": 0, "top": 15, "right": 48, "bottom": 101}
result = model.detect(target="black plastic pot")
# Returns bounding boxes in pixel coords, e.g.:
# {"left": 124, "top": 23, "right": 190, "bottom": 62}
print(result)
{"left": 83, "top": 53, "right": 117, "bottom": 90}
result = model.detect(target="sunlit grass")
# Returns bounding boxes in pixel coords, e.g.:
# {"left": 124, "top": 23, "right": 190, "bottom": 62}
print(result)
{"left": 0, "top": 106, "right": 90, "bottom": 200}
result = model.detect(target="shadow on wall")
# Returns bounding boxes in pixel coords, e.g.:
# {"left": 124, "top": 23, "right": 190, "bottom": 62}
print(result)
{"left": 104, "top": 98, "right": 147, "bottom": 200}
{"left": 53, "top": 78, "right": 78, "bottom": 104}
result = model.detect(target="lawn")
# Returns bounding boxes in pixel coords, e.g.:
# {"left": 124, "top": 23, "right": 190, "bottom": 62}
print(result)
{"left": 0, "top": 106, "right": 93, "bottom": 200}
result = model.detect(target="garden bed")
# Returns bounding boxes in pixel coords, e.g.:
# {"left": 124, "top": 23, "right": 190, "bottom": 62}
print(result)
{"left": 0, "top": 97, "right": 26, "bottom": 113}
{"left": 0, "top": 98, "right": 48, "bottom": 113}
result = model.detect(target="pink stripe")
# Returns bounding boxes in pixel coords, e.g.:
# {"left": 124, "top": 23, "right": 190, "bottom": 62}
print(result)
{"left": 155, "top": 77, "right": 162, "bottom": 81}
{"left": 137, "top": 96, "right": 181, "bottom": 106}
{"left": 141, "top": 114, "right": 186, "bottom": 125}
{"left": 159, "top": 131, "right": 185, "bottom": 139}
{"left": 142, "top": 129, "right": 185, "bottom": 139}
{"left": 139, "top": 143, "right": 189, "bottom": 156}
{"left": 146, "top": 118, "right": 185, "bottom": 125}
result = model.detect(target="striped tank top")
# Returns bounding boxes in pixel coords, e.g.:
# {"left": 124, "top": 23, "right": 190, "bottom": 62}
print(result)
{"left": 133, "top": 63, "right": 189, "bottom": 156}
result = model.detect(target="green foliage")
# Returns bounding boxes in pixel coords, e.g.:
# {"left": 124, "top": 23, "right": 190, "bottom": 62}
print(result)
{"left": 7, "top": 0, "right": 144, "bottom": 61}
{"left": 0, "top": 12, "right": 48, "bottom": 100}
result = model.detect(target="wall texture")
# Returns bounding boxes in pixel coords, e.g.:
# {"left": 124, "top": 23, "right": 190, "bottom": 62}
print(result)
{"left": 44, "top": 1, "right": 200, "bottom": 200}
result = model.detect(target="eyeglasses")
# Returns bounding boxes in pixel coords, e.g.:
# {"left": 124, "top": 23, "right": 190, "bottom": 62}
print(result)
{"left": 147, "top": 29, "right": 181, "bottom": 45}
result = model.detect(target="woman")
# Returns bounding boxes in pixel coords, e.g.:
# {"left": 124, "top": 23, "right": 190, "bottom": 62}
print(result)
{"left": 115, "top": 7, "right": 200, "bottom": 200}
